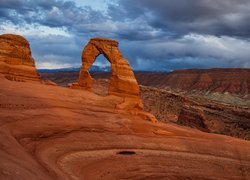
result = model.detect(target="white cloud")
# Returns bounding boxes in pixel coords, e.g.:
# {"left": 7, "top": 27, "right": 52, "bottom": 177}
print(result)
{"left": 0, "top": 22, "right": 70, "bottom": 37}
{"left": 36, "top": 62, "right": 74, "bottom": 69}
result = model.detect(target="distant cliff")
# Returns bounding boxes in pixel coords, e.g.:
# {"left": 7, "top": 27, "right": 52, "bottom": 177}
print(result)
{"left": 136, "top": 68, "right": 250, "bottom": 96}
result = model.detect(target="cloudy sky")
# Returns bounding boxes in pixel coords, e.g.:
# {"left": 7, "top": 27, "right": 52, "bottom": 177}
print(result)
{"left": 0, "top": 0, "right": 250, "bottom": 71}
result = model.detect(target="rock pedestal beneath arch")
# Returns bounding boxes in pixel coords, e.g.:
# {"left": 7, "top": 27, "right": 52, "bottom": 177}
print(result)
{"left": 0, "top": 34, "right": 41, "bottom": 82}
{"left": 75, "top": 38, "right": 156, "bottom": 122}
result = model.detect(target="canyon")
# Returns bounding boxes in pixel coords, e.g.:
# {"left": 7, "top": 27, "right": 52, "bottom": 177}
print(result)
{"left": 136, "top": 69, "right": 250, "bottom": 96}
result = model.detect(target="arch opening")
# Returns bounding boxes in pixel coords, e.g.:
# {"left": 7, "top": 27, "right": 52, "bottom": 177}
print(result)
{"left": 90, "top": 54, "right": 111, "bottom": 96}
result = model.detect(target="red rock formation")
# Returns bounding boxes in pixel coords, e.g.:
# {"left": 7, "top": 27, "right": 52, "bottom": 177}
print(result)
{"left": 73, "top": 38, "right": 153, "bottom": 120}
{"left": 79, "top": 38, "right": 139, "bottom": 96}
{"left": 135, "top": 69, "right": 250, "bottom": 96}
{"left": 140, "top": 85, "right": 250, "bottom": 140}
{"left": 40, "top": 71, "right": 250, "bottom": 139}
{"left": 0, "top": 34, "right": 40, "bottom": 82}
{"left": 177, "top": 106, "right": 209, "bottom": 132}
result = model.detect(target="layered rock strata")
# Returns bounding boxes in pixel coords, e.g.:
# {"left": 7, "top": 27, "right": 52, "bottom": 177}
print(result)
{"left": 79, "top": 38, "right": 139, "bottom": 96}
{"left": 74, "top": 38, "right": 153, "bottom": 120}
{"left": 135, "top": 69, "right": 250, "bottom": 96}
{"left": 0, "top": 34, "right": 40, "bottom": 82}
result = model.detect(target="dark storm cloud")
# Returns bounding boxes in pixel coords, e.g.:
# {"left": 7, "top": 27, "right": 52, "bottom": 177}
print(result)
{"left": 0, "top": 0, "right": 250, "bottom": 70}
{"left": 2, "top": 0, "right": 250, "bottom": 38}
{"left": 112, "top": 0, "right": 250, "bottom": 38}
{"left": 106, "top": 0, "right": 250, "bottom": 70}
{"left": 28, "top": 34, "right": 84, "bottom": 68}
{"left": 0, "top": 0, "right": 166, "bottom": 40}
{"left": 0, "top": 0, "right": 105, "bottom": 32}
{"left": 0, "top": 0, "right": 24, "bottom": 9}
{"left": 119, "top": 34, "right": 250, "bottom": 71}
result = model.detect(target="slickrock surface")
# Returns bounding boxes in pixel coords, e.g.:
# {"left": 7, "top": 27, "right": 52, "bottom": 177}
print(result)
{"left": 1, "top": 77, "right": 250, "bottom": 180}
{"left": 0, "top": 34, "right": 40, "bottom": 82}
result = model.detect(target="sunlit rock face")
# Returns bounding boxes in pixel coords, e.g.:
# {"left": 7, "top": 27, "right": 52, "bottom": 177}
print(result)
{"left": 76, "top": 38, "right": 151, "bottom": 117}
{"left": 79, "top": 38, "right": 140, "bottom": 96}
{"left": 0, "top": 34, "right": 40, "bottom": 82}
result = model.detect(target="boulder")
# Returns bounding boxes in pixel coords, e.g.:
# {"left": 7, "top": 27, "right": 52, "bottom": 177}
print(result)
{"left": 0, "top": 34, "right": 40, "bottom": 82}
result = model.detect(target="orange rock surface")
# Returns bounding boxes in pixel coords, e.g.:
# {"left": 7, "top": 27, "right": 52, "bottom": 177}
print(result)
{"left": 74, "top": 38, "right": 149, "bottom": 118}
{"left": 41, "top": 71, "right": 250, "bottom": 139}
{"left": 0, "top": 34, "right": 40, "bottom": 82}
{"left": 0, "top": 77, "right": 250, "bottom": 180}
{"left": 79, "top": 38, "right": 139, "bottom": 96}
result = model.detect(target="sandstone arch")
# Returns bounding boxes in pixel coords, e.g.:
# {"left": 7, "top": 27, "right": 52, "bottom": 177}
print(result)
{"left": 78, "top": 38, "right": 140, "bottom": 97}
{"left": 75, "top": 38, "right": 157, "bottom": 122}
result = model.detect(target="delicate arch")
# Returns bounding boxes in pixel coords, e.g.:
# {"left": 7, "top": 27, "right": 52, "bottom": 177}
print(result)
{"left": 75, "top": 37, "right": 158, "bottom": 122}
{"left": 78, "top": 38, "right": 140, "bottom": 97}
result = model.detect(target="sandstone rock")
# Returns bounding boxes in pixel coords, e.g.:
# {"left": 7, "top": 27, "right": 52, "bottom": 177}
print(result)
{"left": 0, "top": 34, "right": 40, "bottom": 82}
{"left": 43, "top": 80, "right": 57, "bottom": 86}
{"left": 135, "top": 69, "right": 250, "bottom": 96}
{"left": 39, "top": 71, "right": 250, "bottom": 139}
{"left": 177, "top": 106, "right": 209, "bottom": 132}
{"left": 77, "top": 38, "right": 150, "bottom": 118}
{"left": 79, "top": 38, "right": 140, "bottom": 96}
{"left": 1, "top": 76, "right": 250, "bottom": 179}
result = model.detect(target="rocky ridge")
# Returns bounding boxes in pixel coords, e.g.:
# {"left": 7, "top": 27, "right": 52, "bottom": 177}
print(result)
{"left": 140, "top": 85, "right": 250, "bottom": 140}
{"left": 136, "top": 69, "right": 250, "bottom": 96}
